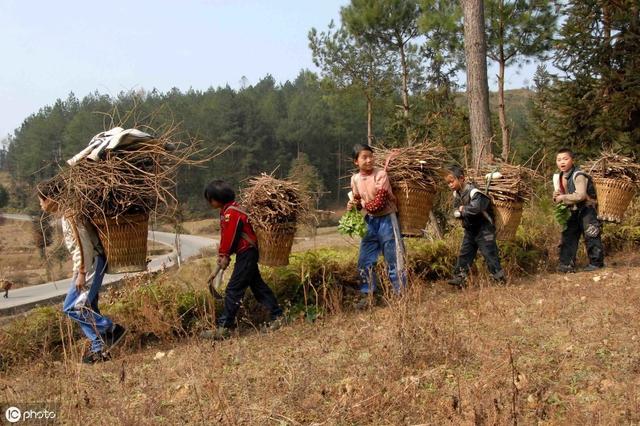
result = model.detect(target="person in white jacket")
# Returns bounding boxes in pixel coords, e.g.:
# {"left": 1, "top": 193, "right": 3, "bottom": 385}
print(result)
{"left": 38, "top": 187, "right": 126, "bottom": 364}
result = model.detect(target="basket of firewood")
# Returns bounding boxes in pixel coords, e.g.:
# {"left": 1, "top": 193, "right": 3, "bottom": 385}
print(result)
{"left": 377, "top": 141, "right": 447, "bottom": 236}
{"left": 241, "top": 174, "right": 310, "bottom": 266}
{"left": 585, "top": 152, "right": 640, "bottom": 223}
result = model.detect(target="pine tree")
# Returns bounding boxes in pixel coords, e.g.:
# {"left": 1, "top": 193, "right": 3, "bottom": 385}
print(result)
{"left": 548, "top": 0, "right": 640, "bottom": 154}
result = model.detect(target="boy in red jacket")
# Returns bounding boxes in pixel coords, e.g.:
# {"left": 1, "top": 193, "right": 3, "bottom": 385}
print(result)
{"left": 201, "top": 180, "right": 283, "bottom": 340}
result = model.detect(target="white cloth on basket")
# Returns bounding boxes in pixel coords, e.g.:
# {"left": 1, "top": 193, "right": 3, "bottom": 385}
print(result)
{"left": 67, "top": 127, "right": 153, "bottom": 166}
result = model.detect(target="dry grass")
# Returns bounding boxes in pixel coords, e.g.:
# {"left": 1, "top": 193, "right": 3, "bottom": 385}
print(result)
{"left": 0, "top": 219, "right": 71, "bottom": 287}
{"left": 2, "top": 198, "right": 640, "bottom": 424}
{"left": 1, "top": 252, "right": 639, "bottom": 424}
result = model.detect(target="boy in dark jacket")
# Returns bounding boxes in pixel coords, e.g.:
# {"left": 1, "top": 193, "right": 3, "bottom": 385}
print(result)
{"left": 201, "top": 180, "right": 283, "bottom": 340}
{"left": 446, "top": 165, "right": 506, "bottom": 287}
{"left": 553, "top": 148, "right": 604, "bottom": 272}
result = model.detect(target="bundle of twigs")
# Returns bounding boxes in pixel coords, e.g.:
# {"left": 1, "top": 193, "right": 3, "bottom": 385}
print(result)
{"left": 38, "top": 124, "right": 208, "bottom": 221}
{"left": 584, "top": 152, "right": 640, "bottom": 185}
{"left": 240, "top": 174, "right": 310, "bottom": 227}
{"left": 469, "top": 163, "right": 540, "bottom": 203}
{"left": 375, "top": 141, "right": 448, "bottom": 191}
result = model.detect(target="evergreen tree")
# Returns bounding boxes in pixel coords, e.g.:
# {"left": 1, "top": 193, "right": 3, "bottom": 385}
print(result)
{"left": 341, "top": 0, "right": 422, "bottom": 141}
{"left": 485, "top": 0, "right": 556, "bottom": 160}
{"left": 309, "top": 22, "right": 395, "bottom": 144}
{"left": 548, "top": 0, "right": 640, "bottom": 154}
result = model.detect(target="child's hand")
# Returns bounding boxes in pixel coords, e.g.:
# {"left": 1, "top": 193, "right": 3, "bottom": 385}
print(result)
{"left": 76, "top": 272, "right": 86, "bottom": 291}
{"left": 458, "top": 206, "right": 464, "bottom": 212}
{"left": 217, "top": 255, "right": 230, "bottom": 270}
{"left": 346, "top": 200, "right": 360, "bottom": 211}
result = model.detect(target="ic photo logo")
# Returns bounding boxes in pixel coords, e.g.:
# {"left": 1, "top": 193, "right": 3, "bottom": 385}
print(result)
{"left": 4, "top": 405, "right": 57, "bottom": 423}
{"left": 5, "top": 406, "right": 21, "bottom": 423}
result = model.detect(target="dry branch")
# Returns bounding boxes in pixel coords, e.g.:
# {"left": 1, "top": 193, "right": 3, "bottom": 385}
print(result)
{"left": 240, "top": 174, "right": 311, "bottom": 228}
{"left": 584, "top": 151, "right": 640, "bottom": 185}
{"left": 375, "top": 141, "right": 449, "bottom": 191}
{"left": 38, "top": 122, "right": 211, "bottom": 222}
{"left": 469, "top": 163, "right": 541, "bottom": 203}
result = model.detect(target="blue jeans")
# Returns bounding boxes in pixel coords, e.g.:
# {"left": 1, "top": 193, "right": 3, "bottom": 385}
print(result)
{"left": 62, "top": 254, "right": 113, "bottom": 353}
{"left": 358, "top": 214, "right": 406, "bottom": 294}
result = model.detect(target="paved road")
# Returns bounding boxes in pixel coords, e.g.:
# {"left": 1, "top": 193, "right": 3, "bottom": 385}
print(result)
{"left": 0, "top": 214, "right": 216, "bottom": 316}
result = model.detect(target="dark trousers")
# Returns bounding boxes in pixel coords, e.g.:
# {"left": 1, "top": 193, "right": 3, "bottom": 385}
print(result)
{"left": 455, "top": 223, "right": 503, "bottom": 276}
{"left": 559, "top": 205, "right": 604, "bottom": 267}
{"left": 218, "top": 248, "right": 282, "bottom": 328}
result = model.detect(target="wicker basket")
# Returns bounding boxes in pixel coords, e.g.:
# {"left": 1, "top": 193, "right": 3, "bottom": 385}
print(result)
{"left": 593, "top": 177, "right": 637, "bottom": 223}
{"left": 255, "top": 222, "right": 296, "bottom": 267}
{"left": 493, "top": 200, "right": 524, "bottom": 241}
{"left": 392, "top": 182, "right": 435, "bottom": 237}
{"left": 93, "top": 213, "right": 149, "bottom": 274}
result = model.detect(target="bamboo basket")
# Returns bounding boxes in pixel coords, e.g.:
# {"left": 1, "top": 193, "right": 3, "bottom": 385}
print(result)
{"left": 93, "top": 213, "right": 149, "bottom": 274}
{"left": 255, "top": 222, "right": 296, "bottom": 267}
{"left": 493, "top": 200, "right": 524, "bottom": 241}
{"left": 392, "top": 182, "right": 435, "bottom": 237}
{"left": 593, "top": 177, "right": 637, "bottom": 223}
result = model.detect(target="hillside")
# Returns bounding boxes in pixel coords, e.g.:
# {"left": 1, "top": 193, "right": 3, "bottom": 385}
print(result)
{"left": 3, "top": 251, "right": 639, "bottom": 424}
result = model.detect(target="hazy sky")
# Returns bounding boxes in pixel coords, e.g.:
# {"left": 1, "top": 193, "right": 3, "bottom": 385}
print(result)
{"left": 0, "top": 0, "right": 541, "bottom": 140}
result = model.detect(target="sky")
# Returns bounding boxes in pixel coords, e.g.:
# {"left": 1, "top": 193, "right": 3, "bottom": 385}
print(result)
{"left": 0, "top": 0, "right": 542, "bottom": 141}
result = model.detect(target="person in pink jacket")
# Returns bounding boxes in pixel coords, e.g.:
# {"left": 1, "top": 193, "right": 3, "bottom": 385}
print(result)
{"left": 348, "top": 144, "right": 405, "bottom": 308}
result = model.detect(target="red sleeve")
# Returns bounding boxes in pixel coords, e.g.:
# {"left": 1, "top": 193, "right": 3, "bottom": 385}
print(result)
{"left": 218, "top": 209, "right": 242, "bottom": 257}
{"left": 364, "top": 188, "right": 388, "bottom": 213}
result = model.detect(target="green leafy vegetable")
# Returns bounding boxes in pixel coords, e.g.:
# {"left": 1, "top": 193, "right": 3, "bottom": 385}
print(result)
{"left": 553, "top": 203, "right": 571, "bottom": 230}
{"left": 338, "top": 208, "right": 367, "bottom": 238}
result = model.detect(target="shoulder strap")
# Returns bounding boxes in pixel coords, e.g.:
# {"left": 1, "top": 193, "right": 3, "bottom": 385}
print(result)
{"left": 573, "top": 170, "right": 589, "bottom": 182}
{"left": 226, "top": 205, "right": 250, "bottom": 216}
{"left": 469, "top": 187, "right": 494, "bottom": 224}
{"left": 225, "top": 205, "right": 257, "bottom": 247}
{"left": 469, "top": 187, "right": 489, "bottom": 200}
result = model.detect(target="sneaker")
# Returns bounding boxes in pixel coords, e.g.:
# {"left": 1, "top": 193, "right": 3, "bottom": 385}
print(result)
{"left": 447, "top": 274, "right": 466, "bottom": 288}
{"left": 103, "top": 324, "right": 128, "bottom": 352}
{"left": 200, "top": 326, "right": 231, "bottom": 341}
{"left": 82, "top": 351, "right": 110, "bottom": 364}
{"left": 582, "top": 264, "right": 603, "bottom": 272}
{"left": 557, "top": 264, "right": 575, "bottom": 273}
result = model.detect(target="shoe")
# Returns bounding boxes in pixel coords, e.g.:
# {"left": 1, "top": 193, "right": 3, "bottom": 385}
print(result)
{"left": 582, "top": 264, "right": 603, "bottom": 272}
{"left": 492, "top": 270, "right": 507, "bottom": 284}
{"left": 355, "top": 294, "right": 373, "bottom": 310}
{"left": 265, "top": 316, "right": 286, "bottom": 332}
{"left": 82, "top": 351, "right": 110, "bottom": 364}
{"left": 200, "top": 326, "right": 231, "bottom": 341}
{"left": 103, "top": 324, "right": 128, "bottom": 352}
{"left": 447, "top": 274, "right": 466, "bottom": 288}
{"left": 557, "top": 264, "right": 575, "bottom": 273}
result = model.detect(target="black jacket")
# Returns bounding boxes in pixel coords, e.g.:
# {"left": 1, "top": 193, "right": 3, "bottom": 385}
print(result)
{"left": 453, "top": 183, "right": 495, "bottom": 230}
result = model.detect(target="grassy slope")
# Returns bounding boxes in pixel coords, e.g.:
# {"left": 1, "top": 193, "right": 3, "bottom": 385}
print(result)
{"left": 3, "top": 251, "right": 640, "bottom": 425}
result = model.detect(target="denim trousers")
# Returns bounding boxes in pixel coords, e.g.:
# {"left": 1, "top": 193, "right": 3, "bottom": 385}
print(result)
{"left": 358, "top": 213, "right": 406, "bottom": 294}
{"left": 62, "top": 254, "right": 113, "bottom": 353}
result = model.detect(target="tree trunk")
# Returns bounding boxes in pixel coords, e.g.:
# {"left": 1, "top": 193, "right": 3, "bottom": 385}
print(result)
{"left": 462, "top": 0, "right": 493, "bottom": 167}
{"left": 366, "top": 94, "right": 374, "bottom": 145}
{"left": 498, "top": 57, "right": 510, "bottom": 160}
{"left": 497, "top": 0, "right": 510, "bottom": 161}
{"left": 399, "top": 44, "right": 410, "bottom": 119}
{"left": 399, "top": 42, "right": 411, "bottom": 145}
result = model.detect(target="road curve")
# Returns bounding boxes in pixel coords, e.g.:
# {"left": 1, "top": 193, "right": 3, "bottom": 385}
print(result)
{"left": 0, "top": 214, "right": 216, "bottom": 316}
